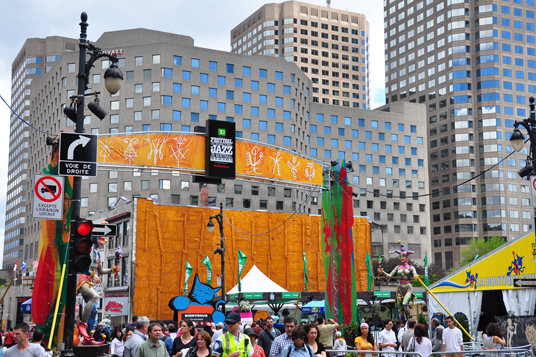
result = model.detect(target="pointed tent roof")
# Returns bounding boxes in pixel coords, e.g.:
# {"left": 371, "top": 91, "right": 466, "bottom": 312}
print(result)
{"left": 227, "top": 265, "right": 288, "bottom": 295}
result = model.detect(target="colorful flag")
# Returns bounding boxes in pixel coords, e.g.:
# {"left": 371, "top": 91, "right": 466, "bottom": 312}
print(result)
{"left": 321, "top": 160, "right": 357, "bottom": 324}
{"left": 424, "top": 252, "right": 429, "bottom": 286}
{"left": 303, "top": 251, "right": 308, "bottom": 291}
{"left": 202, "top": 255, "right": 212, "bottom": 285}
{"left": 184, "top": 261, "right": 193, "bottom": 295}
{"left": 237, "top": 249, "right": 247, "bottom": 292}
{"left": 365, "top": 251, "right": 373, "bottom": 291}
{"left": 22, "top": 260, "right": 26, "bottom": 271}
{"left": 13, "top": 260, "right": 17, "bottom": 274}
{"left": 32, "top": 260, "right": 39, "bottom": 269}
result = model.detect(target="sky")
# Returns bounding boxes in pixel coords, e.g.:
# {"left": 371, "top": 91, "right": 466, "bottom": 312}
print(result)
{"left": 0, "top": 0, "right": 385, "bottom": 268}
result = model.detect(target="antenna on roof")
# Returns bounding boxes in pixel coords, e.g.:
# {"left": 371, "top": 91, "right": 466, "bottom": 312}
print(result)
{"left": 327, "top": 0, "right": 331, "bottom": 7}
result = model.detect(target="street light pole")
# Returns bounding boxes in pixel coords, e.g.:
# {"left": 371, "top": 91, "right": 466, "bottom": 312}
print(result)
{"left": 510, "top": 96, "right": 536, "bottom": 237}
{"left": 207, "top": 203, "right": 225, "bottom": 304}
{"left": 61, "top": 13, "right": 122, "bottom": 357}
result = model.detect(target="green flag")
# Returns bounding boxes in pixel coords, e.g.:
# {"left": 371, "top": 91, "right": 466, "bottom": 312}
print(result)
{"left": 238, "top": 249, "right": 247, "bottom": 292}
{"left": 473, "top": 254, "right": 480, "bottom": 261}
{"left": 202, "top": 255, "right": 213, "bottom": 285}
{"left": 424, "top": 252, "right": 429, "bottom": 286}
{"left": 303, "top": 251, "right": 308, "bottom": 291}
{"left": 184, "top": 261, "right": 193, "bottom": 295}
{"left": 365, "top": 251, "right": 373, "bottom": 291}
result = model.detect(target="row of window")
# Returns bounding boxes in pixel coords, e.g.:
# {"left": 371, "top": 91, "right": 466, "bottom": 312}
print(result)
{"left": 433, "top": 223, "right": 532, "bottom": 236}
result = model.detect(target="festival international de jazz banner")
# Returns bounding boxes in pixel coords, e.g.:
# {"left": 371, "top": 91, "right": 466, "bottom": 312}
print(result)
{"left": 96, "top": 134, "right": 322, "bottom": 186}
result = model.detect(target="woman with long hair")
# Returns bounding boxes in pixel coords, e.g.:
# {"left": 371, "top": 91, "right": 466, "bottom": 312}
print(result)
{"left": 172, "top": 319, "right": 197, "bottom": 357}
{"left": 110, "top": 326, "right": 125, "bottom": 357}
{"left": 123, "top": 326, "right": 135, "bottom": 343}
{"left": 408, "top": 324, "right": 432, "bottom": 357}
{"left": 183, "top": 331, "right": 211, "bottom": 357}
{"left": 354, "top": 322, "right": 377, "bottom": 357}
{"left": 304, "top": 324, "right": 326, "bottom": 357}
{"left": 483, "top": 323, "right": 505, "bottom": 350}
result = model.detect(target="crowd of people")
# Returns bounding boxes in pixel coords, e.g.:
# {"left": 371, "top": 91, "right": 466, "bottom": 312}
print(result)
{"left": 85, "top": 312, "right": 509, "bottom": 357}
{"left": 0, "top": 312, "right": 506, "bottom": 357}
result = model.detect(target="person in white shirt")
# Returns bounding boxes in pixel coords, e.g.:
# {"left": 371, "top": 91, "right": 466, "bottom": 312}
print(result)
{"left": 408, "top": 324, "right": 432, "bottom": 357}
{"left": 333, "top": 331, "right": 347, "bottom": 356}
{"left": 396, "top": 321, "right": 406, "bottom": 352}
{"left": 110, "top": 327, "right": 125, "bottom": 357}
{"left": 378, "top": 320, "right": 397, "bottom": 357}
{"left": 442, "top": 316, "right": 463, "bottom": 357}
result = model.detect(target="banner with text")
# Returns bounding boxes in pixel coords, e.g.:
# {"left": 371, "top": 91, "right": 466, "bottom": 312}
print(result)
{"left": 96, "top": 133, "right": 323, "bottom": 187}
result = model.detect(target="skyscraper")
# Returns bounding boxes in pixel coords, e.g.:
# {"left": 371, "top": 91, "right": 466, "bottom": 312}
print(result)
{"left": 5, "top": 36, "right": 77, "bottom": 270}
{"left": 384, "top": 0, "right": 535, "bottom": 269}
{"left": 231, "top": 1, "right": 371, "bottom": 109}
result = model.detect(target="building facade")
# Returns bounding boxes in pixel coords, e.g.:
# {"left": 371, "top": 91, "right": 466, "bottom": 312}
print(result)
{"left": 5, "top": 36, "right": 78, "bottom": 270}
{"left": 383, "top": 0, "right": 535, "bottom": 269}
{"left": 231, "top": 1, "right": 371, "bottom": 109}
{"left": 6, "top": 28, "right": 430, "bottom": 274}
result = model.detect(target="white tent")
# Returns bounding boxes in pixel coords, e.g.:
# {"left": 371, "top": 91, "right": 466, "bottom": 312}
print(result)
{"left": 227, "top": 265, "right": 287, "bottom": 294}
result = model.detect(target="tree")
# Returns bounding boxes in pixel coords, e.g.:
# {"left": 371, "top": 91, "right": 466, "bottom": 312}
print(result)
{"left": 458, "top": 236, "right": 506, "bottom": 268}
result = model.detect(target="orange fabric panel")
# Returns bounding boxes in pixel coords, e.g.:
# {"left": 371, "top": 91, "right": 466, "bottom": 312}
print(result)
{"left": 133, "top": 199, "right": 371, "bottom": 320}
{"left": 97, "top": 135, "right": 322, "bottom": 186}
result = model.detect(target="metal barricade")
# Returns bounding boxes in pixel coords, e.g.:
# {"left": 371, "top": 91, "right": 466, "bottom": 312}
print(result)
{"left": 325, "top": 349, "right": 425, "bottom": 357}
{"left": 429, "top": 346, "right": 534, "bottom": 357}
{"left": 325, "top": 345, "right": 533, "bottom": 357}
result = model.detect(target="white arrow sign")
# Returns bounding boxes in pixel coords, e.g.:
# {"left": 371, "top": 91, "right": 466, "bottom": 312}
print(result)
{"left": 93, "top": 225, "right": 113, "bottom": 235}
{"left": 67, "top": 135, "right": 92, "bottom": 160}
{"left": 513, "top": 279, "right": 536, "bottom": 288}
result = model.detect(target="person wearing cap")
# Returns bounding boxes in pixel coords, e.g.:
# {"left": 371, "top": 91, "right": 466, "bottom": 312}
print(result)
{"left": 245, "top": 328, "right": 265, "bottom": 357}
{"left": 258, "top": 316, "right": 280, "bottom": 357}
{"left": 212, "top": 312, "right": 253, "bottom": 357}
{"left": 333, "top": 331, "right": 347, "bottom": 356}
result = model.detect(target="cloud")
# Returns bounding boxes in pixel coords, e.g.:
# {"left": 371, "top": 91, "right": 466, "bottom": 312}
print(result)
{"left": 370, "top": 87, "right": 387, "bottom": 109}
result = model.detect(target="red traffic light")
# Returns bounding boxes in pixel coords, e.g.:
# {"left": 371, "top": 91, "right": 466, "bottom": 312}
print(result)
{"left": 77, "top": 221, "right": 94, "bottom": 236}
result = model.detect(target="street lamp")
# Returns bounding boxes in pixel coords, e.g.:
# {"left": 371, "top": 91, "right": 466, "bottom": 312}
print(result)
{"left": 61, "top": 12, "right": 123, "bottom": 357}
{"left": 207, "top": 203, "right": 226, "bottom": 304}
{"left": 510, "top": 97, "right": 536, "bottom": 178}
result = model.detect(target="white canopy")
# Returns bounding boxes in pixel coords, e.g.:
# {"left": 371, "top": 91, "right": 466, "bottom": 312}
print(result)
{"left": 227, "top": 265, "right": 288, "bottom": 295}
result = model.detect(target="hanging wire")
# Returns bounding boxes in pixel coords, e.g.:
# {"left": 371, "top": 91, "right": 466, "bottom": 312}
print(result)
{"left": 333, "top": 148, "right": 520, "bottom": 200}
{"left": 0, "top": 94, "right": 54, "bottom": 137}
{"left": 222, "top": 189, "right": 315, "bottom": 237}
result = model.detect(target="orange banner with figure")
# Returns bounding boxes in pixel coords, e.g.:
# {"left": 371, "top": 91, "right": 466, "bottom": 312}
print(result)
{"left": 97, "top": 134, "right": 323, "bottom": 186}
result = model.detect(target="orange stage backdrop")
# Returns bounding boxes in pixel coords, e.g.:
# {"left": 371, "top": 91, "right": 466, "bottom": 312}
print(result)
{"left": 133, "top": 198, "right": 371, "bottom": 320}
{"left": 97, "top": 134, "right": 323, "bottom": 187}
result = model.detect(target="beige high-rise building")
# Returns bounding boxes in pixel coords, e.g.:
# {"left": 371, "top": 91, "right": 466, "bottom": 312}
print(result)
{"left": 231, "top": 1, "right": 371, "bottom": 109}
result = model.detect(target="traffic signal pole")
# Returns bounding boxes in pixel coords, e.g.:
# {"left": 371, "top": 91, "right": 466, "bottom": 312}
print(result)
{"left": 60, "top": 13, "right": 88, "bottom": 357}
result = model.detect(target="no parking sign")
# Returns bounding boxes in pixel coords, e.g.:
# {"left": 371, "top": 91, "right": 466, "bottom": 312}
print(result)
{"left": 32, "top": 174, "right": 65, "bottom": 220}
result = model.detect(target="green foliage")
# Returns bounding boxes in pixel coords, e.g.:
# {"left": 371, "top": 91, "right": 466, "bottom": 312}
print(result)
{"left": 456, "top": 315, "right": 471, "bottom": 343}
{"left": 0, "top": 278, "right": 6, "bottom": 286}
{"left": 417, "top": 312, "right": 428, "bottom": 337}
{"left": 340, "top": 322, "right": 360, "bottom": 348}
{"left": 459, "top": 236, "right": 506, "bottom": 269}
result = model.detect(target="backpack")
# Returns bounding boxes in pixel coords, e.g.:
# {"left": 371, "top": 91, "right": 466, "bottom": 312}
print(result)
{"left": 285, "top": 344, "right": 313, "bottom": 357}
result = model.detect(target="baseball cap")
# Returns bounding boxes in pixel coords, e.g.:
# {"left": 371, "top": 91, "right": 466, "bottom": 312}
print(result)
{"left": 224, "top": 312, "right": 241, "bottom": 324}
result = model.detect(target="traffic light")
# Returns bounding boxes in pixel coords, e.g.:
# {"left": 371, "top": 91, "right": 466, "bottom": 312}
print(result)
{"left": 71, "top": 219, "right": 94, "bottom": 273}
